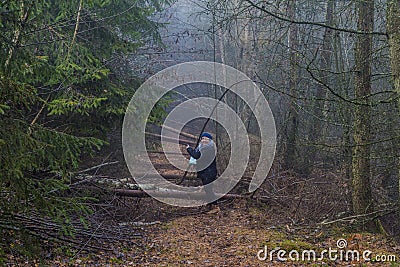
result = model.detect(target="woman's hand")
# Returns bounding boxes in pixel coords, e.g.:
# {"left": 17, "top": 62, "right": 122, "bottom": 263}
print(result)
{"left": 186, "top": 144, "right": 190, "bottom": 149}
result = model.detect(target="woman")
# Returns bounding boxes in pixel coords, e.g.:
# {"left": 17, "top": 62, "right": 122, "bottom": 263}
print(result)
{"left": 186, "top": 132, "right": 218, "bottom": 204}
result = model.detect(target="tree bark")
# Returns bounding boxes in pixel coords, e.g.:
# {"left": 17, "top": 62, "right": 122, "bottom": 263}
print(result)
{"left": 352, "top": 0, "right": 374, "bottom": 229}
{"left": 284, "top": 0, "right": 301, "bottom": 173}
{"left": 113, "top": 189, "right": 247, "bottom": 200}
{"left": 387, "top": 0, "right": 400, "bottom": 235}
{"left": 313, "top": 0, "right": 334, "bottom": 139}
{"left": 309, "top": 0, "right": 335, "bottom": 169}
{"left": 4, "top": 1, "right": 30, "bottom": 70}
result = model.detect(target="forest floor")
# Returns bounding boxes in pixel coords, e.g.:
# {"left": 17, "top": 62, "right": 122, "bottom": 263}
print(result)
{"left": 17, "top": 198, "right": 399, "bottom": 266}
{"left": 6, "top": 125, "right": 400, "bottom": 266}
{"left": 129, "top": 200, "right": 400, "bottom": 267}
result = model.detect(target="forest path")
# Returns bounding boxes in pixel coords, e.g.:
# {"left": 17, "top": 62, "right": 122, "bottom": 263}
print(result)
{"left": 138, "top": 202, "right": 271, "bottom": 266}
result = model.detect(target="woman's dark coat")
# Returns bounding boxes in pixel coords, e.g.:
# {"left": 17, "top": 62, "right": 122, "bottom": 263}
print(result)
{"left": 187, "top": 144, "right": 217, "bottom": 185}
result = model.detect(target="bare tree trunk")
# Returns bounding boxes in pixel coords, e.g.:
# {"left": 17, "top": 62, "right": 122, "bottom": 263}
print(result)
{"left": 309, "top": 0, "right": 334, "bottom": 168}
{"left": 284, "top": 0, "right": 300, "bottom": 172}
{"left": 313, "top": 0, "right": 334, "bottom": 139}
{"left": 387, "top": 0, "right": 400, "bottom": 235}
{"left": 4, "top": 1, "right": 30, "bottom": 70}
{"left": 66, "top": 0, "right": 83, "bottom": 60}
{"left": 352, "top": 0, "right": 374, "bottom": 230}
{"left": 332, "top": 12, "right": 353, "bottom": 180}
{"left": 216, "top": 26, "right": 230, "bottom": 172}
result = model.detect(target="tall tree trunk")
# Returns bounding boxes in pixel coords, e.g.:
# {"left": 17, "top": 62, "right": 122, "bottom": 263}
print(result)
{"left": 332, "top": 13, "right": 353, "bottom": 180}
{"left": 284, "top": 0, "right": 300, "bottom": 172}
{"left": 310, "top": 0, "right": 334, "bottom": 164}
{"left": 216, "top": 26, "right": 230, "bottom": 172}
{"left": 315, "top": 0, "right": 334, "bottom": 135}
{"left": 352, "top": 0, "right": 374, "bottom": 229}
{"left": 387, "top": 0, "right": 400, "bottom": 235}
{"left": 4, "top": 1, "right": 30, "bottom": 70}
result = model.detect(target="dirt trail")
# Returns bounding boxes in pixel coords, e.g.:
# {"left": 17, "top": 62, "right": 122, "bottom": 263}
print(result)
{"left": 140, "top": 204, "right": 270, "bottom": 266}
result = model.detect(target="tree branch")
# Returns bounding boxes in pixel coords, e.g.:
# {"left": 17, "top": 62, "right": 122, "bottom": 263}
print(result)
{"left": 244, "top": 0, "right": 387, "bottom": 36}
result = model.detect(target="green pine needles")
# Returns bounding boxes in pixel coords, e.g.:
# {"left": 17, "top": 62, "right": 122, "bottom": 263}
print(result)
{"left": 0, "top": 0, "right": 172, "bottom": 260}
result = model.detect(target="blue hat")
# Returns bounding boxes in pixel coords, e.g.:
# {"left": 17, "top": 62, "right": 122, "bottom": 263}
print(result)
{"left": 201, "top": 132, "right": 212, "bottom": 140}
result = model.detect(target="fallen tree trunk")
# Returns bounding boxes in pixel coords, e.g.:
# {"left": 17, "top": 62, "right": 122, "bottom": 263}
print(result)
{"left": 145, "top": 132, "right": 196, "bottom": 146}
{"left": 146, "top": 150, "right": 189, "bottom": 155}
{"left": 113, "top": 189, "right": 247, "bottom": 200}
{"left": 131, "top": 173, "right": 254, "bottom": 181}
{"left": 132, "top": 173, "right": 195, "bottom": 180}
{"left": 162, "top": 125, "right": 197, "bottom": 140}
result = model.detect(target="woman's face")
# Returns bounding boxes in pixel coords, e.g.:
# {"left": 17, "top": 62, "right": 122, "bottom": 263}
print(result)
{"left": 201, "top": 136, "right": 210, "bottom": 145}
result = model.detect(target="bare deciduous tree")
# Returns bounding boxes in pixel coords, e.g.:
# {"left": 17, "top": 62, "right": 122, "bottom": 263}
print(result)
{"left": 351, "top": 0, "right": 374, "bottom": 229}
{"left": 387, "top": 0, "right": 400, "bottom": 234}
